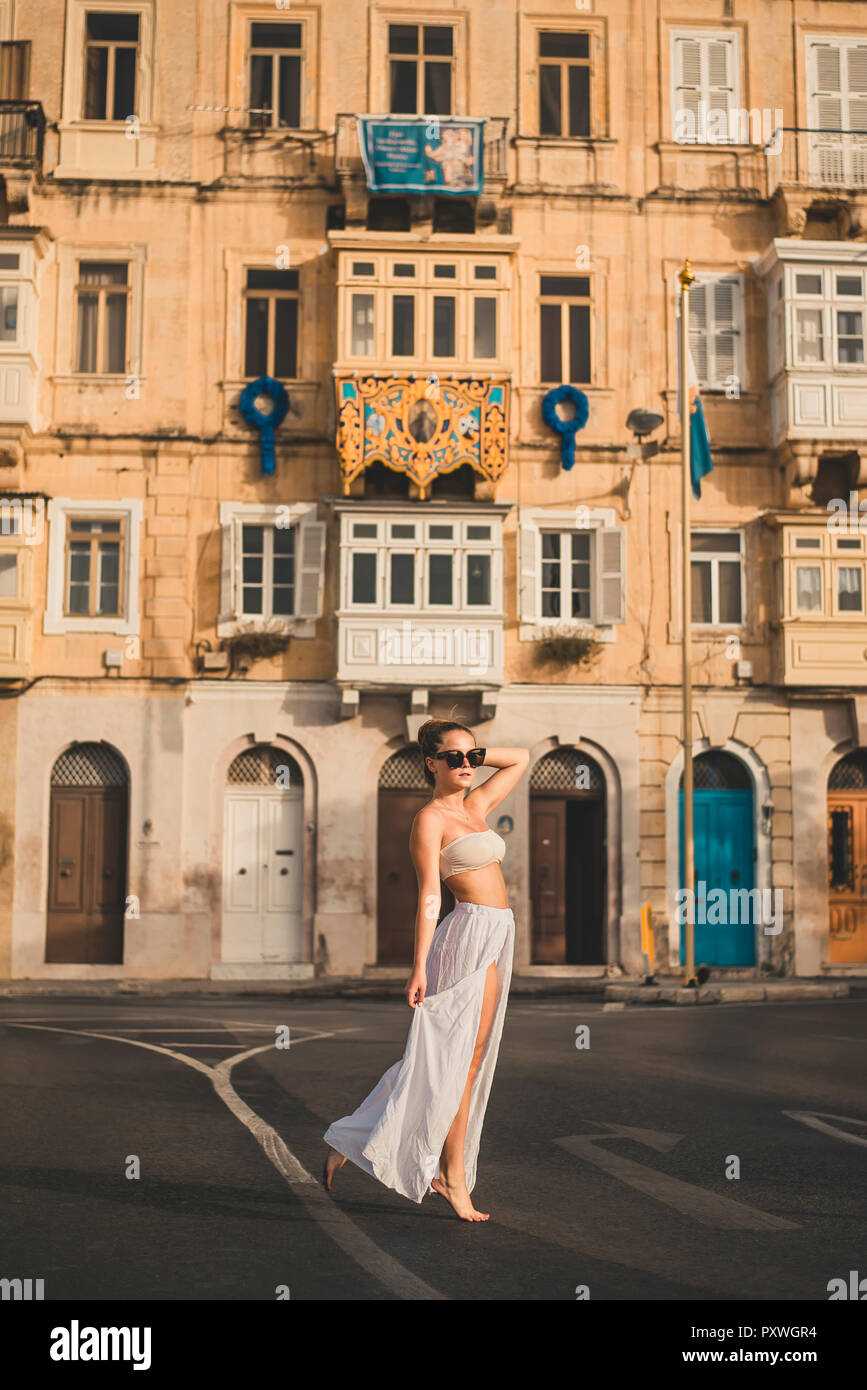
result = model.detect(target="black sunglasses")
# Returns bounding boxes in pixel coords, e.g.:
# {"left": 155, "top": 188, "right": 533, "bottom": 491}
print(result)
{"left": 432, "top": 748, "right": 486, "bottom": 769}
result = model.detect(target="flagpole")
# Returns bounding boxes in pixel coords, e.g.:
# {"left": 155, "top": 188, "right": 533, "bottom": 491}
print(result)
{"left": 679, "top": 259, "right": 697, "bottom": 988}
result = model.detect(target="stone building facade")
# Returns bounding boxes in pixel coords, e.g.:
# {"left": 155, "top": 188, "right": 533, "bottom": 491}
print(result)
{"left": 0, "top": 0, "right": 865, "bottom": 981}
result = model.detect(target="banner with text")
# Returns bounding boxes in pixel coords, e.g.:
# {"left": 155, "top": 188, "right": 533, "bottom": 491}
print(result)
{"left": 356, "top": 116, "right": 485, "bottom": 196}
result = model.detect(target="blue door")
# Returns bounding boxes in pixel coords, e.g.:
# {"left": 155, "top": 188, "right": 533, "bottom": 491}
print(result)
{"left": 679, "top": 788, "right": 755, "bottom": 965}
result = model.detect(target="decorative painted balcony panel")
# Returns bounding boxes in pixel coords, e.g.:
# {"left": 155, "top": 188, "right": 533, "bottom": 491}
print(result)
{"left": 335, "top": 375, "right": 509, "bottom": 495}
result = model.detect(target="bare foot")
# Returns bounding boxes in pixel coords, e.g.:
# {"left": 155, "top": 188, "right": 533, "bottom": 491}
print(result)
{"left": 431, "top": 1174, "right": 490, "bottom": 1222}
{"left": 323, "top": 1146, "right": 347, "bottom": 1191}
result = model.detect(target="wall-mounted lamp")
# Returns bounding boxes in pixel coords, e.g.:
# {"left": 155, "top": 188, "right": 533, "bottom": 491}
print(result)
{"left": 761, "top": 799, "right": 775, "bottom": 835}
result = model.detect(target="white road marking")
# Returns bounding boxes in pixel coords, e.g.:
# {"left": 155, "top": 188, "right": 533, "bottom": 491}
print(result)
{"left": 7, "top": 1021, "right": 446, "bottom": 1301}
{"left": 555, "top": 1122, "right": 800, "bottom": 1230}
{"left": 783, "top": 1110, "right": 867, "bottom": 1149}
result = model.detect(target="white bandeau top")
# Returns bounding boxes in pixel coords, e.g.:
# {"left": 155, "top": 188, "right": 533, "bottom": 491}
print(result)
{"left": 439, "top": 828, "right": 506, "bottom": 881}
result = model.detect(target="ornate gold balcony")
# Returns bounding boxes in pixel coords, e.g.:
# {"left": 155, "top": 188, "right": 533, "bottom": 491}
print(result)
{"left": 334, "top": 374, "right": 509, "bottom": 498}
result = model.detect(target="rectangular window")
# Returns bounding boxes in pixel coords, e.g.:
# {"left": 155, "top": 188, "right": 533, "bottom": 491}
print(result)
{"left": 796, "top": 307, "right": 824, "bottom": 364}
{"left": 351, "top": 293, "right": 375, "bottom": 356}
{"left": 837, "top": 309, "right": 864, "bottom": 364}
{"left": 390, "top": 552, "right": 415, "bottom": 604}
{"left": 671, "top": 31, "right": 737, "bottom": 143}
{"left": 796, "top": 565, "right": 822, "bottom": 612}
{"left": 0, "top": 285, "right": 17, "bottom": 341}
{"left": 75, "top": 261, "right": 129, "bottom": 373}
{"left": 428, "top": 552, "right": 452, "bottom": 604}
{"left": 539, "top": 275, "right": 591, "bottom": 384}
{"left": 392, "top": 295, "right": 415, "bottom": 356}
{"left": 240, "top": 522, "right": 296, "bottom": 617}
{"left": 65, "top": 517, "right": 124, "bottom": 617}
{"left": 538, "top": 31, "right": 590, "bottom": 137}
{"left": 84, "top": 12, "right": 138, "bottom": 120}
{"left": 837, "top": 565, "right": 863, "bottom": 612}
{"left": 0, "top": 552, "right": 17, "bottom": 597}
{"left": 352, "top": 552, "right": 377, "bottom": 604}
{"left": 473, "top": 298, "right": 496, "bottom": 358}
{"left": 244, "top": 268, "right": 299, "bottom": 378}
{"left": 539, "top": 531, "right": 592, "bottom": 620}
{"left": 432, "top": 296, "right": 455, "bottom": 357}
{"left": 249, "top": 22, "right": 302, "bottom": 129}
{"left": 466, "top": 552, "right": 491, "bottom": 606}
{"left": 691, "top": 531, "right": 742, "bottom": 624}
{"left": 388, "top": 23, "right": 453, "bottom": 115}
{"left": 806, "top": 37, "right": 867, "bottom": 187}
{"left": 688, "top": 274, "right": 742, "bottom": 388}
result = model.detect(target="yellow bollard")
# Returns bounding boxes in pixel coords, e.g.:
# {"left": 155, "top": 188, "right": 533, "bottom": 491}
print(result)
{"left": 640, "top": 902, "right": 656, "bottom": 982}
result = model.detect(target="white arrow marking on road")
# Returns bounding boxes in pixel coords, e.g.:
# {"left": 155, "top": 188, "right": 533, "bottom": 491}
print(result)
{"left": 554, "top": 1122, "right": 800, "bottom": 1230}
{"left": 8, "top": 1022, "right": 447, "bottom": 1301}
{"left": 783, "top": 1110, "right": 867, "bottom": 1149}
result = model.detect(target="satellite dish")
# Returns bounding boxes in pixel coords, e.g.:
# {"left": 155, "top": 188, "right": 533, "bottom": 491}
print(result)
{"left": 626, "top": 408, "right": 664, "bottom": 439}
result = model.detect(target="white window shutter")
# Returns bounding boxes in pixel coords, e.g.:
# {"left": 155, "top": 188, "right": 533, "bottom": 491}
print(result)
{"left": 707, "top": 38, "right": 735, "bottom": 128}
{"left": 294, "top": 520, "right": 326, "bottom": 618}
{"left": 674, "top": 37, "right": 702, "bottom": 139}
{"left": 847, "top": 44, "right": 867, "bottom": 144}
{"left": 219, "top": 516, "right": 238, "bottom": 623}
{"left": 712, "top": 276, "right": 740, "bottom": 387}
{"left": 689, "top": 282, "right": 709, "bottom": 385}
{"left": 595, "top": 526, "right": 625, "bottom": 624}
{"left": 812, "top": 41, "right": 843, "bottom": 128}
{"left": 519, "top": 524, "right": 539, "bottom": 624}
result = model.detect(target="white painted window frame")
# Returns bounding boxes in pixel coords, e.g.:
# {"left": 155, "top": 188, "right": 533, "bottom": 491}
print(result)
{"left": 670, "top": 28, "right": 740, "bottom": 145}
{"left": 690, "top": 527, "right": 746, "bottom": 628}
{"left": 54, "top": 242, "right": 146, "bottom": 382}
{"left": 218, "top": 500, "right": 321, "bottom": 638}
{"left": 518, "top": 506, "right": 622, "bottom": 640}
{"left": 44, "top": 497, "right": 142, "bottom": 635}
{"left": 340, "top": 511, "right": 503, "bottom": 616}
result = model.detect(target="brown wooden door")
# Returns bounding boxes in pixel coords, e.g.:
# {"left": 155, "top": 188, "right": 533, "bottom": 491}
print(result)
{"left": 531, "top": 798, "right": 566, "bottom": 962}
{"left": 377, "top": 789, "right": 454, "bottom": 963}
{"left": 828, "top": 793, "right": 867, "bottom": 963}
{"left": 532, "top": 793, "right": 606, "bottom": 964}
{"left": 46, "top": 786, "right": 127, "bottom": 963}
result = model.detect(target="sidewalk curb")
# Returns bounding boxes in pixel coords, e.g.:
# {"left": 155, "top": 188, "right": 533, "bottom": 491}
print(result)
{"left": 604, "top": 979, "right": 857, "bottom": 1005}
{"left": 0, "top": 976, "right": 864, "bottom": 1003}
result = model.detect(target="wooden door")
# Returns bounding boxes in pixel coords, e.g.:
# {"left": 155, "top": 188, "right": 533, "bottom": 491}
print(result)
{"left": 828, "top": 793, "right": 867, "bottom": 963}
{"left": 565, "top": 799, "right": 606, "bottom": 963}
{"left": 531, "top": 797, "right": 566, "bottom": 963}
{"left": 46, "top": 786, "right": 127, "bottom": 963}
{"left": 679, "top": 788, "right": 756, "bottom": 966}
{"left": 377, "top": 789, "right": 454, "bottom": 963}
{"left": 222, "top": 788, "right": 304, "bottom": 963}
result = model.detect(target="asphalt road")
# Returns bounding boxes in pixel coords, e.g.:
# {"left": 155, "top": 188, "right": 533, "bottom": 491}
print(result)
{"left": 1, "top": 995, "right": 866, "bottom": 1301}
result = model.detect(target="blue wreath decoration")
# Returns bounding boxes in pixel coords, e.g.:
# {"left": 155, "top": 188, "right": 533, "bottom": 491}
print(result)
{"left": 542, "top": 385, "right": 590, "bottom": 470}
{"left": 239, "top": 376, "right": 290, "bottom": 476}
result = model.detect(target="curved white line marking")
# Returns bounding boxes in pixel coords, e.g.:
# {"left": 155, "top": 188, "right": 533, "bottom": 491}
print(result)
{"left": 8, "top": 1022, "right": 447, "bottom": 1301}
{"left": 783, "top": 1110, "right": 867, "bottom": 1150}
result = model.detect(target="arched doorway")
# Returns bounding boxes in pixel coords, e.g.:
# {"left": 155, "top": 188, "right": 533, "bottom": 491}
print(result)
{"left": 222, "top": 745, "right": 304, "bottom": 965}
{"left": 827, "top": 750, "right": 867, "bottom": 964}
{"left": 46, "top": 742, "right": 129, "bottom": 964}
{"left": 678, "top": 750, "right": 754, "bottom": 966}
{"left": 530, "top": 748, "right": 606, "bottom": 964}
{"left": 377, "top": 747, "right": 455, "bottom": 963}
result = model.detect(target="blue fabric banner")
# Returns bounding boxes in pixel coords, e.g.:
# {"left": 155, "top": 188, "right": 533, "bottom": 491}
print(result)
{"left": 356, "top": 116, "right": 485, "bottom": 195}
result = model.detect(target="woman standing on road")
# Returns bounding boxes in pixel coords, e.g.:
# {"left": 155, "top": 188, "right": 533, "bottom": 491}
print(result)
{"left": 323, "top": 718, "right": 529, "bottom": 1222}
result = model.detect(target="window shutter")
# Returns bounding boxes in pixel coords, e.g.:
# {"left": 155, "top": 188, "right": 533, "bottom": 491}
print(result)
{"left": 712, "top": 276, "right": 739, "bottom": 387}
{"left": 674, "top": 37, "right": 702, "bottom": 139}
{"left": 847, "top": 45, "right": 867, "bottom": 186}
{"left": 595, "top": 526, "right": 625, "bottom": 624}
{"left": 689, "top": 282, "right": 709, "bottom": 384}
{"left": 519, "top": 523, "right": 539, "bottom": 624}
{"left": 810, "top": 40, "right": 844, "bottom": 183}
{"left": 219, "top": 516, "right": 238, "bottom": 623}
{"left": 294, "top": 520, "right": 326, "bottom": 618}
{"left": 706, "top": 38, "right": 735, "bottom": 129}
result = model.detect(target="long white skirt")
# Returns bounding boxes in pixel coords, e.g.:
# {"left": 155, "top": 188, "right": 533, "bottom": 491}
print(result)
{"left": 323, "top": 901, "right": 515, "bottom": 1204}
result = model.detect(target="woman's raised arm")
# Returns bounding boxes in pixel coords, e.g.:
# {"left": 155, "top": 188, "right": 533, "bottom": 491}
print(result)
{"left": 465, "top": 746, "right": 530, "bottom": 817}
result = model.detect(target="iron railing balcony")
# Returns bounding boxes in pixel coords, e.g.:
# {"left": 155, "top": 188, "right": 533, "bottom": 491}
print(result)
{"left": 765, "top": 126, "right": 867, "bottom": 194}
{"left": 0, "top": 100, "right": 45, "bottom": 164}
